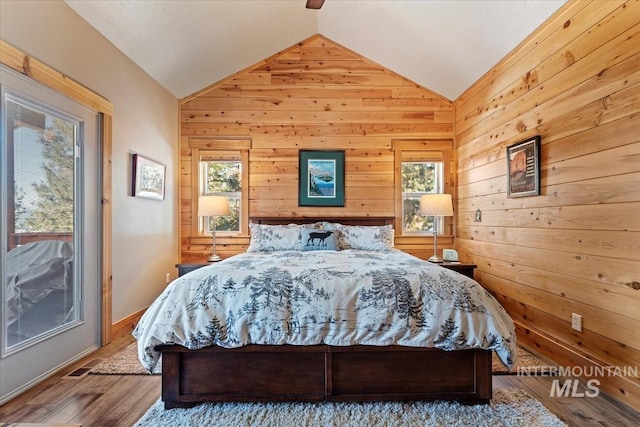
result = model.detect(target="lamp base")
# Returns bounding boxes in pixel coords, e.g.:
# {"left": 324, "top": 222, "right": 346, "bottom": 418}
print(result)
{"left": 428, "top": 256, "right": 444, "bottom": 263}
{"left": 207, "top": 254, "right": 222, "bottom": 262}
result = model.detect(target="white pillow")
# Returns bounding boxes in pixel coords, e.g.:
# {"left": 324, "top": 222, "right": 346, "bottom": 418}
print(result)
{"left": 322, "top": 222, "right": 394, "bottom": 251}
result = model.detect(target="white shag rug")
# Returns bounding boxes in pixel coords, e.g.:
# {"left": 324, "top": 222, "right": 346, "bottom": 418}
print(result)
{"left": 134, "top": 388, "right": 566, "bottom": 427}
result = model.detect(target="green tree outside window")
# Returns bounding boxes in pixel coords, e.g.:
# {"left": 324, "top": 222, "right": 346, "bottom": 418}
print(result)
{"left": 401, "top": 162, "right": 443, "bottom": 233}
{"left": 202, "top": 160, "right": 241, "bottom": 232}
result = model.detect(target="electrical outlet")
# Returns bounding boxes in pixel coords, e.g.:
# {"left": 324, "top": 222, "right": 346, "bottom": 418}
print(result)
{"left": 165, "top": 273, "right": 171, "bottom": 284}
{"left": 571, "top": 313, "right": 582, "bottom": 332}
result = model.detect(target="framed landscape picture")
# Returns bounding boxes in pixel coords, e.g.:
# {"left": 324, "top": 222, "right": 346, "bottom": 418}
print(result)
{"left": 132, "top": 154, "right": 166, "bottom": 200}
{"left": 298, "top": 150, "right": 345, "bottom": 207}
{"left": 507, "top": 135, "right": 540, "bottom": 198}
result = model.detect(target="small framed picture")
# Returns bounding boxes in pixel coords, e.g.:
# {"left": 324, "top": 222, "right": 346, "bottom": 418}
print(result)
{"left": 132, "top": 154, "right": 166, "bottom": 200}
{"left": 507, "top": 136, "right": 540, "bottom": 198}
{"left": 298, "top": 150, "right": 345, "bottom": 207}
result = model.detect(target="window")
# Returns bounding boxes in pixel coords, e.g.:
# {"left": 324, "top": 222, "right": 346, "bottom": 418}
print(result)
{"left": 401, "top": 161, "right": 444, "bottom": 233}
{"left": 199, "top": 152, "right": 242, "bottom": 234}
{"left": 3, "top": 92, "right": 81, "bottom": 351}
{"left": 1, "top": 64, "right": 101, "bottom": 366}
{"left": 393, "top": 139, "right": 452, "bottom": 236}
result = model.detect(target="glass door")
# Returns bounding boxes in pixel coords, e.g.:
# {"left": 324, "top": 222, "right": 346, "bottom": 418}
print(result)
{"left": 0, "top": 65, "right": 100, "bottom": 403}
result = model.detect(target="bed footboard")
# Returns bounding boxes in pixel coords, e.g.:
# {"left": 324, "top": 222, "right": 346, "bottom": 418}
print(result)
{"left": 157, "top": 345, "right": 491, "bottom": 409}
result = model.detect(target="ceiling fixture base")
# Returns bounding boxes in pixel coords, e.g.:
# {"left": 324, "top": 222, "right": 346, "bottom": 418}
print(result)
{"left": 306, "top": 0, "right": 325, "bottom": 10}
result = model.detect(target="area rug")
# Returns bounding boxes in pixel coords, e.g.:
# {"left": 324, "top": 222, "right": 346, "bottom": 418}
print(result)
{"left": 492, "top": 346, "right": 556, "bottom": 375}
{"left": 134, "top": 388, "right": 565, "bottom": 427}
{"left": 90, "top": 342, "right": 553, "bottom": 376}
{"left": 89, "top": 342, "right": 161, "bottom": 375}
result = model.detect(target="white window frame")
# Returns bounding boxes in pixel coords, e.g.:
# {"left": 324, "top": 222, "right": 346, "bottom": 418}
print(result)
{"left": 198, "top": 157, "right": 242, "bottom": 235}
{"left": 401, "top": 161, "right": 445, "bottom": 235}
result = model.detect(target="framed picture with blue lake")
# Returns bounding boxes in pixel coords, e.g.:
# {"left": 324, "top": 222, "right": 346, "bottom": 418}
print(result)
{"left": 298, "top": 150, "right": 345, "bottom": 207}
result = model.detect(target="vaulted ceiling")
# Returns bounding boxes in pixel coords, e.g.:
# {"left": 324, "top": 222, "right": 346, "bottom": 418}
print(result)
{"left": 65, "top": 0, "right": 566, "bottom": 101}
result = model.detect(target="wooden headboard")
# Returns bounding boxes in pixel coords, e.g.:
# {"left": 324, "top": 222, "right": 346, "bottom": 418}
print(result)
{"left": 251, "top": 217, "right": 395, "bottom": 227}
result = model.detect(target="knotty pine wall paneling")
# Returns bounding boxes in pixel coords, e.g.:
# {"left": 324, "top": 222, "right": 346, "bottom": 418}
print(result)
{"left": 454, "top": 0, "right": 640, "bottom": 411}
{"left": 179, "top": 35, "right": 454, "bottom": 261}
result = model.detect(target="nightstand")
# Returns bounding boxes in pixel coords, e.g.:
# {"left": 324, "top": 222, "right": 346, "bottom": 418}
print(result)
{"left": 176, "top": 263, "right": 209, "bottom": 277}
{"left": 437, "top": 262, "right": 477, "bottom": 279}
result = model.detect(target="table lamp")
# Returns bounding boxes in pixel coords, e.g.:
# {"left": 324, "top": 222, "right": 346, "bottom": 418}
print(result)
{"left": 419, "top": 194, "right": 453, "bottom": 263}
{"left": 198, "top": 195, "right": 230, "bottom": 262}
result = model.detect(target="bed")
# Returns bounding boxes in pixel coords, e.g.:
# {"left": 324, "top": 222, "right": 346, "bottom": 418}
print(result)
{"left": 134, "top": 217, "right": 516, "bottom": 409}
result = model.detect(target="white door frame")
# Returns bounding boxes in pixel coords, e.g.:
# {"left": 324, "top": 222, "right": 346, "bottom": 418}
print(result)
{"left": 0, "top": 41, "right": 113, "bottom": 404}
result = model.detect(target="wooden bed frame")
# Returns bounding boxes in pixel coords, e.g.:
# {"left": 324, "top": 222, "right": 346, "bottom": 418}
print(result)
{"left": 157, "top": 217, "right": 492, "bottom": 409}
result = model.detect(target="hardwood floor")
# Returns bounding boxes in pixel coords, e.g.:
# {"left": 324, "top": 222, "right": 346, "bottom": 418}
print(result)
{"left": 1, "top": 335, "right": 638, "bottom": 427}
{"left": 0, "top": 335, "right": 159, "bottom": 427}
{"left": 493, "top": 376, "right": 639, "bottom": 427}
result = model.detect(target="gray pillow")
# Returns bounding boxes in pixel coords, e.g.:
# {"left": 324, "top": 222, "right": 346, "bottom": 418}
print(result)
{"left": 300, "top": 228, "right": 339, "bottom": 251}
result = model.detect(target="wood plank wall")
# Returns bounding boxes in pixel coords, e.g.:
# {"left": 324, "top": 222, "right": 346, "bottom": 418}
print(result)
{"left": 454, "top": 0, "right": 640, "bottom": 411}
{"left": 180, "top": 35, "right": 454, "bottom": 261}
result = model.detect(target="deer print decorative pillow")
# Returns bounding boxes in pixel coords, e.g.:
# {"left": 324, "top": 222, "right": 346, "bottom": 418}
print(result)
{"left": 300, "top": 228, "right": 339, "bottom": 251}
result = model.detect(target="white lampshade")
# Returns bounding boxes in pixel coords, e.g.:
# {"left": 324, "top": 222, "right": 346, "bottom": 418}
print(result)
{"left": 419, "top": 194, "right": 453, "bottom": 217}
{"left": 198, "top": 195, "right": 230, "bottom": 217}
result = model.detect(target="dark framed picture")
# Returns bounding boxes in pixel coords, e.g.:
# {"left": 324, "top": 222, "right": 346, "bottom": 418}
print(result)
{"left": 132, "top": 154, "right": 166, "bottom": 200}
{"left": 507, "top": 135, "right": 540, "bottom": 198}
{"left": 298, "top": 150, "right": 345, "bottom": 207}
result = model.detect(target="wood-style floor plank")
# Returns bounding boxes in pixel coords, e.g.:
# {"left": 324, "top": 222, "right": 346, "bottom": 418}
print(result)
{"left": 494, "top": 376, "right": 639, "bottom": 427}
{"left": 1, "top": 424, "right": 81, "bottom": 427}
{"left": 0, "top": 335, "right": 160, "bottom": 427}
{"left": 1, "top": 334, "right": 638, "bottom": 426}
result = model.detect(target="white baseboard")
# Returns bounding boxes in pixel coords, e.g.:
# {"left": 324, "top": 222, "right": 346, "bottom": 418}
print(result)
{"left": 0, "top": 345, "right": 98, "bottom": 405}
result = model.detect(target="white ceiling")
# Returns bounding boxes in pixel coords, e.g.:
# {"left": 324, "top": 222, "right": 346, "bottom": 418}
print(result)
{"left": 65, "top": 0, "right": 566, "bottom": 101}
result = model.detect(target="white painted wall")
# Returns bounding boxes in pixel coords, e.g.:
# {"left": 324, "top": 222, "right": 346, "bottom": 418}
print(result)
{"left": 65, "top": 0, "right": 319, "bottom": 98}
{"left": 318, "top": 0, "right": 566, "bottom": 100}
{"left": 0, "top": 0, "right": 179, "bottom": 324}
